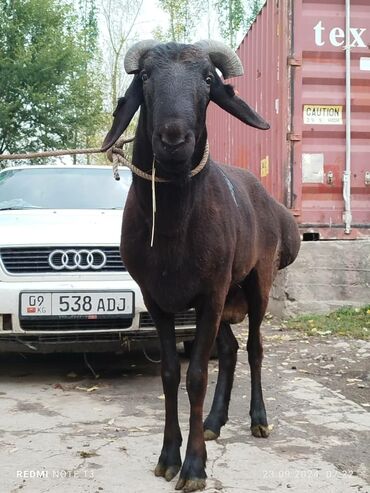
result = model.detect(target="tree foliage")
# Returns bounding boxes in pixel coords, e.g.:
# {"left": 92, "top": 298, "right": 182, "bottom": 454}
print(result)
{"left": 215, "top": 0, "right": 245, "bottom": 48}
{"left": 0, "top": 0, "right": 106, "bottom": 159}
{"left": 154, "top": 0, "right": 205, "bottom": 43}
{"left": 244, "top": 0, "right": 264, "bottom": 31}
{"left": 101, "top": 0, "right": 143, "bottom": 111}
{"left": 154, "top": 0, "right": 265, "bottom": 48}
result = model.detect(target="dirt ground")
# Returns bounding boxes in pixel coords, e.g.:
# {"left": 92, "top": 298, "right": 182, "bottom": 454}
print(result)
{"left": 0, "top": 322, "right": 369, "bottom": 493}
{"left": 258, "top": 321, "right": 370, "bottom": 408}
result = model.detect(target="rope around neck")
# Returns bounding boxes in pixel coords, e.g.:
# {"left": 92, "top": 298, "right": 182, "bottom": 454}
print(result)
{"left": 151, "top": 158, "right": 156, "bottom": 248}
{"left": 110, "top": 139, "right": 209, "bottom": 183}
{"left": 108, "top": 137, "right": 210, "bottom": 248}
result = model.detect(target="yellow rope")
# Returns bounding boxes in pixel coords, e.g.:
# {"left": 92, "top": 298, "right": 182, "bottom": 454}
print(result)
{"left": 111, "top": 140, "right": 210, "bottom": 183}
{"left": 0, "top": 136, "right": 210, "bottom": 186}
{"left": 151, "top": 158, "right": 157, "bottom": 248}
{"left": 0, "top": 138, "right": 134, "bottom": 161}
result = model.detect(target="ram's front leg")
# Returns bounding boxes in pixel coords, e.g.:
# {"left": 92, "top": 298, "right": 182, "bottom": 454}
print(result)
{"left": 144, "top": 295, "right": 183, "bottom": 482}
{"left": 176, "top": 298, "right": 224, "bottom": 492}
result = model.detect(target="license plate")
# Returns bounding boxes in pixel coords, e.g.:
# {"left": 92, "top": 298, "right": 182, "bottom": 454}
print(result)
{"left": 20, "top": 291, "right": 134, "bottom": 318}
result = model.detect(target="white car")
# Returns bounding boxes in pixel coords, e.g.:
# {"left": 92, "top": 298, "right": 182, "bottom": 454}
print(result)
{"left": 0, "top": 165, "right": 196, "bottom": 353}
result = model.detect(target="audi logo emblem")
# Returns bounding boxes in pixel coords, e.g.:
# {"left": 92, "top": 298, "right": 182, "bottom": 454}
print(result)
{"left": 48, "top": 249, "right": 107, "bottom": 271}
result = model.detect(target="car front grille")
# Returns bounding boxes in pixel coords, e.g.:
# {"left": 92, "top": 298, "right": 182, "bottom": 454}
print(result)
{"left": 139, "top": 310, "right": 196, "bottom": 328}
{"left": 0, "top": 247, "right": 126, "bottom": 274}
{"left": 18, "top": 310, "right": 196, "bottom": 332}
{"left": 20, "top": 317, "right": 133, "bottom": 331}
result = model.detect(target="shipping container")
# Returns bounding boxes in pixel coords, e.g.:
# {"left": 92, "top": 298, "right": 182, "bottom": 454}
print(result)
{"left": 207, "top": 0, "right": 370, "bottom": 239}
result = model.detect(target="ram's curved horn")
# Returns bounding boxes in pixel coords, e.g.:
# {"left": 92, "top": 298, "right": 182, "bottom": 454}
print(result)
{"left": 124, "top": 39, "right": 160, "bottom": 74}
{"left": 194, "top": 40, "right": 244, "bottom": 79}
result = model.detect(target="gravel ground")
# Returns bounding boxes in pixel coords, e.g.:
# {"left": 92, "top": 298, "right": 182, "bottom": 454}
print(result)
{"left": 0, "top": 322, "right": 369, "bottom": 493}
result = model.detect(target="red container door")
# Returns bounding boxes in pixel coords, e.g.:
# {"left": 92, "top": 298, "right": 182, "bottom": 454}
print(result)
{"left": 207, "top": 0, "right": 370, "bottom": 238}
{"left": 207, "top": 0, "right": 290, "bottom": 205}
{"left": 291, "top": 0, "right": 370, "bottom": 238}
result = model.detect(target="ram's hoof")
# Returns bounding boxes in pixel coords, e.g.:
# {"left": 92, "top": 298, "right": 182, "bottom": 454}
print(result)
{"left": 154, "top": 463, "right": 181, "bottom": 481}
{"left": 175, "top": 477, "right": 206, "bottom": 492}
{"left": 204, "top": 429, "right": 219, "bottom": 441}
{"left": 251, "top": 424, "right": 270, "bottom": 438}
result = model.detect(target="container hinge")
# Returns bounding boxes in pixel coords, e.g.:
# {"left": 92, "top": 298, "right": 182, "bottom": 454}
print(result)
{"left": 287, "top": 132, "right": 301, "bottom": 142}
{"left": 365, "top": 171, "right": 370, "bottom": 185}
{"left": 288, "top": 57, "right": 302, "bottom": 67}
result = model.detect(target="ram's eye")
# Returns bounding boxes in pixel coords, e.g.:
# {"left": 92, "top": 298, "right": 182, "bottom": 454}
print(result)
{"left": 205, "top": 75, "right": 212, "bottom": 85}
{"left": 141, "top": 71, "right": 149, "bottom": 82}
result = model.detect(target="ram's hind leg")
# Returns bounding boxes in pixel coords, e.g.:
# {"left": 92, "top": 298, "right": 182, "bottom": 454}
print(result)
{"left": 243, "top": 266, "right": 273, "bottom": 438}
{"left": 203, "top": 322, "right": 239, "bottom": 440}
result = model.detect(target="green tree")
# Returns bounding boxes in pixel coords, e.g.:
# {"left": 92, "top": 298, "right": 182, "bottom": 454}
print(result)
{"left": 0, "top": 0, "right": 106, "bottom": 161}
{"left": 212, "top": 0, "right": 265, "bottom": 48}
{"left": 215, "top": 0, "right": 245, "bottom": 48}
{"left": 66, "top": 0, "right": 108, "bottom": 162}
{"left": 101, "top": 0, "right": 143, "bottom": 111}
{"left": 244, "top": 0, "right": 264, "bottom": 31}
{"left": 155, "top": 0, "right": 205, "bottom": 43}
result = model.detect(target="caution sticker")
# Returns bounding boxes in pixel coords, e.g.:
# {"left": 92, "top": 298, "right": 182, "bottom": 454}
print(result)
{"left": 303, "top": 105, "right": 343, "bottom": 125}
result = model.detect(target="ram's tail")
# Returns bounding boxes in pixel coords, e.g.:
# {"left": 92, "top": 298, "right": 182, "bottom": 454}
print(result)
{"left": 278, "top": 209, "right": 301, "bottom": 270}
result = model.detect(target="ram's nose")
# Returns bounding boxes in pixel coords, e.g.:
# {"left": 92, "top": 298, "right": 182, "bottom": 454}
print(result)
{"left": 160, "top": 133, "right": 186, "bottom": 149}
{"left": 156, "top": 122, "right": 191, "bottom": 152}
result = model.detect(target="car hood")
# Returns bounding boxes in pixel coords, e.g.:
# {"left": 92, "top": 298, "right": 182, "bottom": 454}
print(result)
{"left": 0, "top": 209, "right": 123, "bottom": 247}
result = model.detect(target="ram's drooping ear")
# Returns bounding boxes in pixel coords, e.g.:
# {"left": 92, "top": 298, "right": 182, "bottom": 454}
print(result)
{"left": 101, "top": 75, "right": 143, "bottom": 151}
{"left": 210, "top": 73, "right": 270, "bottom": 130}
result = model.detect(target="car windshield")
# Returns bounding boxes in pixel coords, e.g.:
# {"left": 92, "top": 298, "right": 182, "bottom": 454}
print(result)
{"left": 0, "top": 167, "right": 132, "bottom": 210}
